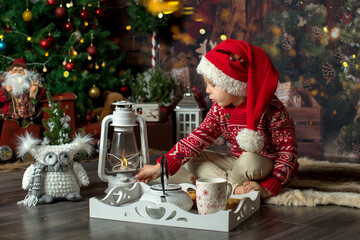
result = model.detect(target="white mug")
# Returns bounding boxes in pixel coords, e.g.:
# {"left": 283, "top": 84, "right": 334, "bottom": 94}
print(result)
{"left": 196, "top": 178, "right": 232, "bottom": 215}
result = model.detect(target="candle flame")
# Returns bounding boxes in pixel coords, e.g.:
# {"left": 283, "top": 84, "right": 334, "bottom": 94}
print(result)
{"left": 121, "top": 149, "right": 128, "bottom": 168}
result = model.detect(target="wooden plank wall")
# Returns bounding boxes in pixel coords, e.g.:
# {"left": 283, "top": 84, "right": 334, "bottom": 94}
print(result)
{"left": 102, "top": 0, "right": 276, "bottom": 71}
{"left": 207, "top": 0, "right": 274, "bottom": 47}
{"left": 102, "top": 0, "right": 343, "bottom": 70}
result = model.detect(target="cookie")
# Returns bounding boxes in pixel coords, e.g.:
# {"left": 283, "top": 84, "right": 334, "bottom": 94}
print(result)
{"left": 225, "top": 198, "right": 242, "bottom": 211}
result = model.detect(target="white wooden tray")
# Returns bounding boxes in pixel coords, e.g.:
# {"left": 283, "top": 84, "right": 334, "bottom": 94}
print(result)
{"left": 89, "top": 182, "right": 260, "bottom": 232}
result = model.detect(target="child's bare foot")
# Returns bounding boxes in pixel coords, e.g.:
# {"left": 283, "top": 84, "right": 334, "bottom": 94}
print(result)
{"left": 190, "top": 175, "right": 198, "bottom": 185}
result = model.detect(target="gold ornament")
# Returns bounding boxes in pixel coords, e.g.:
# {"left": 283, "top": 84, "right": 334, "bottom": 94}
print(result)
{"left": 89, "top": 85, "right": 100, "bottom": 98}
{"left": 22, "top": 9, "right": 33, "bottom": 22}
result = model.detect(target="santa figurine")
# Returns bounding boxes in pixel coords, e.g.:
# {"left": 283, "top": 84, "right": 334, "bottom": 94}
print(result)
{"left": 0, "top": 58, "right": 44, "bottom": 126}
{"left": 0, "top": 58, "right": 44, "bottom": 161}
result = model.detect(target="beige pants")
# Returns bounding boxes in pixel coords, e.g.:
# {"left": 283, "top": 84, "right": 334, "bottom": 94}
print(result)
{"left": 184, "top": 150, "right": 273, "bottom": 192}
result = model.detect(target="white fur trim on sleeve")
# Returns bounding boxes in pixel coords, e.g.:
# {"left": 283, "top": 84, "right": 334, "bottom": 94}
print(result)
{"left": 236, "top": 128, "right": 264, "bottom": 153}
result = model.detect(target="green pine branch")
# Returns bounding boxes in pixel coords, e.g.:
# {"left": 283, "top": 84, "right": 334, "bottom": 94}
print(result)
{"left": 0, "top": 0, "right": 129, "bottom": 116}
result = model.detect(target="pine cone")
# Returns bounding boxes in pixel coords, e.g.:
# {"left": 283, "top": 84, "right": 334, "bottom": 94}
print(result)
{"left": 352, "top": 143, "right": 360, "bottom": 155}
{"left": 281, "top": 35, "right": 294, "bottom": 50}
{"left": 301, "top": 78, "right": 312, "bottom": 90}
{"left": 311, "top": 26, "right": 323, "bottom": 41}
{"left": 321, "top": 62, "right": 336, "bottom": 81}
{"left": 333, "top": 49, "right": 343, "bottom": 63}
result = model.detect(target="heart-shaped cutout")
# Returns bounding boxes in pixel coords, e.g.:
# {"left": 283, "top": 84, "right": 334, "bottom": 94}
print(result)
{"left": 146, "top": 206, "right": 166, "bottom": 219}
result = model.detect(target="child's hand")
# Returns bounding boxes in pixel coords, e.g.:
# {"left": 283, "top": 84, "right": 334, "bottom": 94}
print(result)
{"left": 135, "top": 163, "right": 161, "bottom": 184}
{"left": 243, "top": 181, "right": 272, "bottom": 198}
{"left": 234, "top": 181, "right": 272, "bottom": 198}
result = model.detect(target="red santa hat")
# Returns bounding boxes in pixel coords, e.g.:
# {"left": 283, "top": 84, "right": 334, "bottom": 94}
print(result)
{"left": 9, "top": 58, "right": 28, "bottom": 70}
{"left": 197, "top": 39, "right": 279, "bottom": 153}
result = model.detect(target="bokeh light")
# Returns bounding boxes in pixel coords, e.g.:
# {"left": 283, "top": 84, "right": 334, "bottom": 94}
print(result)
{"left": 330, "top": 27, "right": 340, "bottom": 39}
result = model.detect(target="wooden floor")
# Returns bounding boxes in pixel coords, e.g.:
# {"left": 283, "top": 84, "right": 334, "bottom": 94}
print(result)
{"left": 1, "top": 160, "right": 360, "bottom": 240}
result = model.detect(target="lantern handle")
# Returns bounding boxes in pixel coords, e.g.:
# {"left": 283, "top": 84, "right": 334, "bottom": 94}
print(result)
{"left": 136, "top": 115, "right": 149, "bottom": 168}
{"left": 98, "top": 114, "right": 113, "bottom": 182}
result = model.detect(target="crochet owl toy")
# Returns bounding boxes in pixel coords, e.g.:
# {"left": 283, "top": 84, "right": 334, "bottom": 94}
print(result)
{"left": 17, "top": 133, "right": 93, "bottom": 207}
{"left": 17, "top": 91, "right": 93, "bottom": 207}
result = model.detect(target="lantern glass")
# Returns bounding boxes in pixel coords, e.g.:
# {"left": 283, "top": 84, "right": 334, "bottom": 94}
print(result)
{"left": 108, "top": 130, "right": 140, "bottom": 174}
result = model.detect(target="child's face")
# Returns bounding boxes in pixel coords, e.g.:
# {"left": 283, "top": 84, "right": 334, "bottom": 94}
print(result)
{"left": 203, "top": 76, "right": 244, "bottom": 107}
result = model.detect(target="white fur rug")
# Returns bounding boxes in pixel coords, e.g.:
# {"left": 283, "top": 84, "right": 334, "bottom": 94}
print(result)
{"left": 264, "top": 158, "right": 360, "bottom": 208}
{"left": 264, "top": 188, "right": 360, "bottom": 208}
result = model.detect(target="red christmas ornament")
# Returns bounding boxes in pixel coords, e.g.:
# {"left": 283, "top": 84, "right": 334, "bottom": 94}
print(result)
{"left": 39, "top": 39, "right": 51, "bottom": 50}
{"left": 100, "top": 0, "right": 106, "bottom": 3}
{"left": 95, "top": 7, "right": 104, "bottom": 17}
{"left": 5, "top": 27, "right": 11, "bottom": 33}
{"left": 86, "top": 45, "right": 97, "bottom": 56}
{"left": 64, "top": 21, "right": 75, "bottom": 32}
{"left": 121, "top": 86, "right": 129, "bottom": 93}
{"left": 48, "top": 0, "right": 57, "bottom": 6}
{"left": 65, "top": 62, "right": 76, "bottom": 71}
{"left": 46, "top": 36, "right": 55, "bottom": 45}
{"left": 55, "top": 6, "right": 66, "bottom": 18}
{"left": 90, "top": 24, "right": 97, "bottom": 29}
{"left": 80, "top": 9, "right": 90, "bottom": 20}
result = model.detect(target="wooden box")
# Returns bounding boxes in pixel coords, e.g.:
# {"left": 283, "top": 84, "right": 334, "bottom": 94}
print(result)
{"left": 0, "top": 119, "right": 41, "bottom": 155}
{"left": 276, "top": 82, "right": 302, "bottom": 108}
{"left": 287, "top": 89, "right": 323, "bottom": 157}
{"left": 41, "top": 93, "right": 77, "bottom": 136}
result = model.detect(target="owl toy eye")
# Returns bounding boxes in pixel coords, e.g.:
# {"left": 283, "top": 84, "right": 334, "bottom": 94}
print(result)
{"left": 59, "top": 152, "right": 70, "bottom": 165}
{"left": 43, "top": 152, "right": 57, "bottom": 165}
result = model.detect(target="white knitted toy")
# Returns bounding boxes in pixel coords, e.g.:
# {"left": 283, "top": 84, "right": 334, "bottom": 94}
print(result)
{"left": 17, "top": 133, "right": 93, "bottom": 206}
{"left": 17, "top": 92, "right": 93, "bottom": 207}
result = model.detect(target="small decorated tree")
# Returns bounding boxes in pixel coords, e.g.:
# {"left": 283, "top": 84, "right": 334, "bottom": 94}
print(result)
{"left": 42, "top": 91, "right": 72, "bottom": 145}
{"left": 129, "top": 68, "right": 179, "bottom": 105}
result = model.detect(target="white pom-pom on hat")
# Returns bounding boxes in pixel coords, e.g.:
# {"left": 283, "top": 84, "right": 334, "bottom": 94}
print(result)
{"left": 236, "top": 128, "right": 264, "bottom": 153}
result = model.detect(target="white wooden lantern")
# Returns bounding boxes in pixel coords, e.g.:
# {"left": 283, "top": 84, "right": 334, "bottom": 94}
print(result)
{"left": 175, "top": 88, "right": 203, "bottom": 141}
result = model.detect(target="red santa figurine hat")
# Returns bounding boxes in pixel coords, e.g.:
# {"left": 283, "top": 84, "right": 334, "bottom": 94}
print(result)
{"left": 9, "top": 58, "right": 28, "bottom": 70}
{"left": 197, "top": 39, "right": 279, "bottom": 153}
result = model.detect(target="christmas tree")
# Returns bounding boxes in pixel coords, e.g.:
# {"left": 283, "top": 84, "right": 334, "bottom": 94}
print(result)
{"left": 254, "top": 0, "right": 345, "bottom": 134}
{"left": 42, "top": 91, "right": 72, "bottom": 145}
{"left": 0, "top": 0, "right": 130, "bottom": 117}
{"left": 335, "top": 0, "right": 360, "bottom": 155}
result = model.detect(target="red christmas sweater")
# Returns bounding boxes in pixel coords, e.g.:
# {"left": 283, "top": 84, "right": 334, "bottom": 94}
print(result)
{"left": 158, "top": 96, "right": 298, "bottom": 196}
